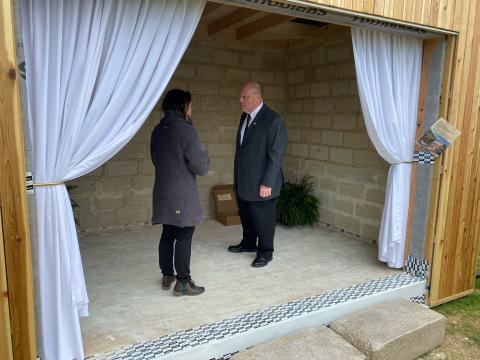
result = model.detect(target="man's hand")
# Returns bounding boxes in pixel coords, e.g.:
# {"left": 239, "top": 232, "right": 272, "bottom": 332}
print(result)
{"left": 260, "top": 185, "right": 272, "bottom": 198}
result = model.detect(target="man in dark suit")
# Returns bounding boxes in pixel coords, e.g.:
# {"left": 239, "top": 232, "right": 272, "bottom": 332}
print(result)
{"left": 228, "top": 82, "right": 287, "bottom": 268}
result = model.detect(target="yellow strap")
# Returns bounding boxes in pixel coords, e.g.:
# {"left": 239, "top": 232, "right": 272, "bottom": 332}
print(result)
{"left": 33, "top": 181, "right": 65, "bottom": 187}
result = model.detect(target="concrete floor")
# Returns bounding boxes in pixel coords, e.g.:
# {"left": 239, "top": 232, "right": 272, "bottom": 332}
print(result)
{"left": 79, "top": 219, "right": 399, "bottom": 356}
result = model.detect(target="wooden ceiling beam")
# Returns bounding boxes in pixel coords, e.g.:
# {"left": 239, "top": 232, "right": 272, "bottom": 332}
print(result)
{"left": 259, "top": 23, "right": 348, "bottom": 40}
{"left": 202, "top": 2, "right": 223, "bottom": 17}
{"left": 208, "top": 8, "right": 258, "bottom": 35}
{"left": 315, "top": 23, "right": 349, "bottom": 37}
{"left": 236, "top": 13, "right": 293, "bottom": 40}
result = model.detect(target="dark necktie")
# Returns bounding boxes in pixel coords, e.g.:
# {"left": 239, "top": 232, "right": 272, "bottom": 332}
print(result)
{"left": 245, "top": 114, "right": 252, "bottom": 131}
{"left": 241, "top": 114, "right": 251, "bottom": 145}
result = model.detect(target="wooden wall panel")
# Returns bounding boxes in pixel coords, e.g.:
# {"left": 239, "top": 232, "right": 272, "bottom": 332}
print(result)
{"left": 305, "top": 0, "right": 470, "bottom": 30}
{"left": 300, "top": 0, "right": 479, "bottom": 303}
{"left": 412, "top": 0, "right": 424, "bottom": 24}
{"left": 0, "top": 208, "right": 13, "bottom": 360}
{"left": 431, "top": 0, "right": 480, "bottom": 304}
{"left": 0, "top": 0, "right": 36, "bottom": 358}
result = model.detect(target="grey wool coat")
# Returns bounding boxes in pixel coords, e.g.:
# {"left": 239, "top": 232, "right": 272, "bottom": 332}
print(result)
{"left": 151, "top": 110, "right": 209, "bottom": 227}
{"left": 234, "top": 104, "right": 287, "bottom": 202}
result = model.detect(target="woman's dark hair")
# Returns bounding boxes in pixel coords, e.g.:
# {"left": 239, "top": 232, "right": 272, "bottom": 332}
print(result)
{"left": 161, "top": 89, "right": 192, "bottom": 116}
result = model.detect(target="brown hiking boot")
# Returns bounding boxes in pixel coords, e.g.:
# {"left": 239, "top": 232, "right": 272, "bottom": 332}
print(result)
{"left": 173, "top": 279, "right": 205, "bottom": 297}
{"left": 162, "top": 275, "right": 175, "bottom": 290}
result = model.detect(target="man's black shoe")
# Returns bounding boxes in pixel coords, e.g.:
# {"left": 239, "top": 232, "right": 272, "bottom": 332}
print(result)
{"left": 228, "top": 243, "right": 257, "bottom": 253}
{"left": 251, "top": 256, "right": 272, "bottom": 268}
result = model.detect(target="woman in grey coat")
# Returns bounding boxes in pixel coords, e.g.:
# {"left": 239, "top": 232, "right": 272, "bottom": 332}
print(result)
{"left": 151, "top": 89, "right": 209, "bottom": 296}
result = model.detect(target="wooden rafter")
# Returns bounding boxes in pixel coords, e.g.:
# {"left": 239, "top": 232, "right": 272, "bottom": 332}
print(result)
{"left": 208, "top": 8, "right": 258, "bottom": 35}
{"left": 202, "top": 2, "right": 223, "bottom": 17}
{"left": 236, "top": 13, "right": 293, "bottom": 40}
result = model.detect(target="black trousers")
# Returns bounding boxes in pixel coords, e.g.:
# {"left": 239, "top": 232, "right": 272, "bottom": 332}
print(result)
{"left": 237, "top": 197, "right": 277, "bottom": 258}
{"left": 159, "top": 224, "right": 195, "bottom": 281}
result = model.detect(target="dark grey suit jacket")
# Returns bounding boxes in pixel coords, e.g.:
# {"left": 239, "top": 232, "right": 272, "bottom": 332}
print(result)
{"left": 234, "top": 104, "right": 287, "bottom": 202}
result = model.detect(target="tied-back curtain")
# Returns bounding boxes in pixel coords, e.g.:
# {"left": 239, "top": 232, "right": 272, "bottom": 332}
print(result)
{"left": 351, "top": 28, "right": 422, "bottom": 268}
{"left": 19, "top": 0, "right": 205, "bottom": 359}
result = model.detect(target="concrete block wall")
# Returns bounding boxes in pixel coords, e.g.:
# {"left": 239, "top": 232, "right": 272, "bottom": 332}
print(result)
{"left": 69, "top": 34, "right": 388, "bottom": 242}
{"left": 68, "top": 38, "right": 286, "bottom": 231}
{"left": 283, "top": 34, "right": 389, "bottom": 242}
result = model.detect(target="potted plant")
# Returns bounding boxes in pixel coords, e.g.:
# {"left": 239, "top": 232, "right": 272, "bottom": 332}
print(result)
{"left": 276, "top": 175, "right": 320, "bottom": 227}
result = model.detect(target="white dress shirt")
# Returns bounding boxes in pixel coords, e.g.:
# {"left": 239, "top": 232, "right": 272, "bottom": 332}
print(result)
{"left": 240, "top": 102, "right": 263, "bottom": 144}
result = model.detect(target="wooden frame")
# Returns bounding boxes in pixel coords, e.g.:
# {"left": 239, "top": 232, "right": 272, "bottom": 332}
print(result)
{"left": 296, "top": 0, "right": 480, "bottom": 307}
{"left": 0, "top": 208, "right": 13, "bottom": 360}
{"left": 3, "top": 0, "right": 480, "bottom": 353}
{"left": 404, "top": 37, "right": 441, "bottom": 263}
{"left": 0, "top": 0, "right": 36, "bottom": 358}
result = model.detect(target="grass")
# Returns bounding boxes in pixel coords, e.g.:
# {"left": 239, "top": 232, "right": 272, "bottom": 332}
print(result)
{"left": 420, "top": 252, "right": 480, "bottom": 359}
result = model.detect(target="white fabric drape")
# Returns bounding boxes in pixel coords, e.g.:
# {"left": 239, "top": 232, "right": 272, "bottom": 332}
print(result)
{"left": 19, "top": 0, "right": 205, "bottom": 358}
{"left": 351, "top": 28, "right": 422, "bottom": 268}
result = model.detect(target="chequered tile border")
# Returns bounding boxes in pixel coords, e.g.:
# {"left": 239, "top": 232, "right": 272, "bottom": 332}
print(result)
{"left": 88, "top": 273, "right": 423, "bottom": 360}
{"left": 413, "top": 151, "right": 436, "bottom": 165}
{"left": 404, "top": 255, "right": 429, "bottom": 280}
{"left": 210, "top": 352, "right": 239, "bottom": 360}
{"left": 409, "top": 294, "right": 426, "bottom": 304}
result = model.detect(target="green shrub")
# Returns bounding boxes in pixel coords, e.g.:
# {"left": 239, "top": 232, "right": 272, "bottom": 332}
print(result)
{"left": 276, "top": 175, "right": 320, "bottom": 226}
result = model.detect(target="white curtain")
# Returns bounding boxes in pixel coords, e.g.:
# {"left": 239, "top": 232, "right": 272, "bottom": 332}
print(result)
{"left": 19, "top": 0, "right": 205, "bottom": 358}
{"left": 351, "top": 28, "right": 422, "bottom": 268}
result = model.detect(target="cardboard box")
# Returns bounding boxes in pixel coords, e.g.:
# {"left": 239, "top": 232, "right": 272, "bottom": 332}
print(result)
{"left": 212, "top": 184, "right": 241, "bottom": 226}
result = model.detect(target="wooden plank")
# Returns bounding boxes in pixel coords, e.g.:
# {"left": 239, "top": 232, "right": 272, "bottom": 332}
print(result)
{"left": 393, "top": 0, "right": 405, "bottom": 19}
{"left": 363, "top": 0, "right": 375, "bottom": 14}
{"left": 429, "top": 0, "right": 440, "bottom": 27}
{"left": 329, "top": 0, "right": 343, "bottom": 8}
{"left": 404, "top": 38, "right": 438, "bottom": 263}
{"left": 373, "top": 0, "right": 385, "bottom": 16}
{"left": 403, "top": 0, "right": 416, "bottom": 22}
{"left": 429, "top": 29, "right": 469, "bottom": 303}
{"left": 464, "top": 52, "right": 480, "bottom": 288}
{"left": 450, "top": 0, "right": 480, "bottom": 296}
{"left": 429, "top": 0, "right": 478, "bottom": 304}
{"left": 438, "top": 0, "right": 449, "bottom": 28}
{"left": 469, "top": 146, "right": 480, "bottom": 287}
{"left": 202, "top": 1, "right": 223, "bottom": 17}
{"left": 0, "top": 1, "right": 36, "bottom": 358}
{"left": 430, "top": 288, "right": 475, "bottom": 306}
{"left": 412, "top": 0, "right": 425, "bottom": 24}
{"left": 424, "top": 35, "right": 456, "bottom": 265}
{"left": 352, "top": 0, "right": 365, "bottom": 12}
{"left": 444, "top": 0, "right": 456, "bottom": 30}
{"left": 453, "top": 0, "right": 467, "bottom": 31}
{"left": 208, "top": 7, "right": 258, "bottom": 35}
{"left": 340, "top": 0, "right": 354, "bottom": 10}
{"left": 236, "top": 13, "right": 293, "bottom": 40}
{"left": 0, "top": 208, "right": 13, "bottom": 360}
{"left": 343, "top": 0, "right": 353, "bottom": 10}
{"left": 421, "top": 0, "right": 432, "bottom": 25}
{"left": 260, "top": 22, "right": 337, "bottom": 39}
{"left": 383, "top": 0, "right": 394, "bottom": 18}
{"left": 439, "top": 0, "right": 478, "bottom": 299}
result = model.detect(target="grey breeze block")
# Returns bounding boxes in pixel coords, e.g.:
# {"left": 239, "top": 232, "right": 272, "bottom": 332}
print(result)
{"left": 234, "top": 326, "right": 367, "bottom": 360}
{"left": 330, "top": 298, "right": 446, "bottom": 360}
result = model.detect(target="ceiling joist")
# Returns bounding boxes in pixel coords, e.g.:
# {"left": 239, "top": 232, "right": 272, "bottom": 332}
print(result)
{"left": 202, "top": 2, "right": 223, "bottom": 17}
{"left": 208, "top": 8, "right": 258, "bottom": 35}
{"left": 236, "top": 13, "right": 293, "bottom": 40}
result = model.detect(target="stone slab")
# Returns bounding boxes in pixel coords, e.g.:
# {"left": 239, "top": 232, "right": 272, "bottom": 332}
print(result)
{"left": 330, "top": 298, "right": 446, "bottom": 360}
{"left": 233, "top": 326, "right": 367, "bottom": 360}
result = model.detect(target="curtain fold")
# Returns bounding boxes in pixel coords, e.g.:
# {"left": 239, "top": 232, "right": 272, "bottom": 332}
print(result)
{"left": 19, "top": 0, "right": 205, "bottom": 358}
{"left": 351, "top": 27, "right": 422, "bottom": 268}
